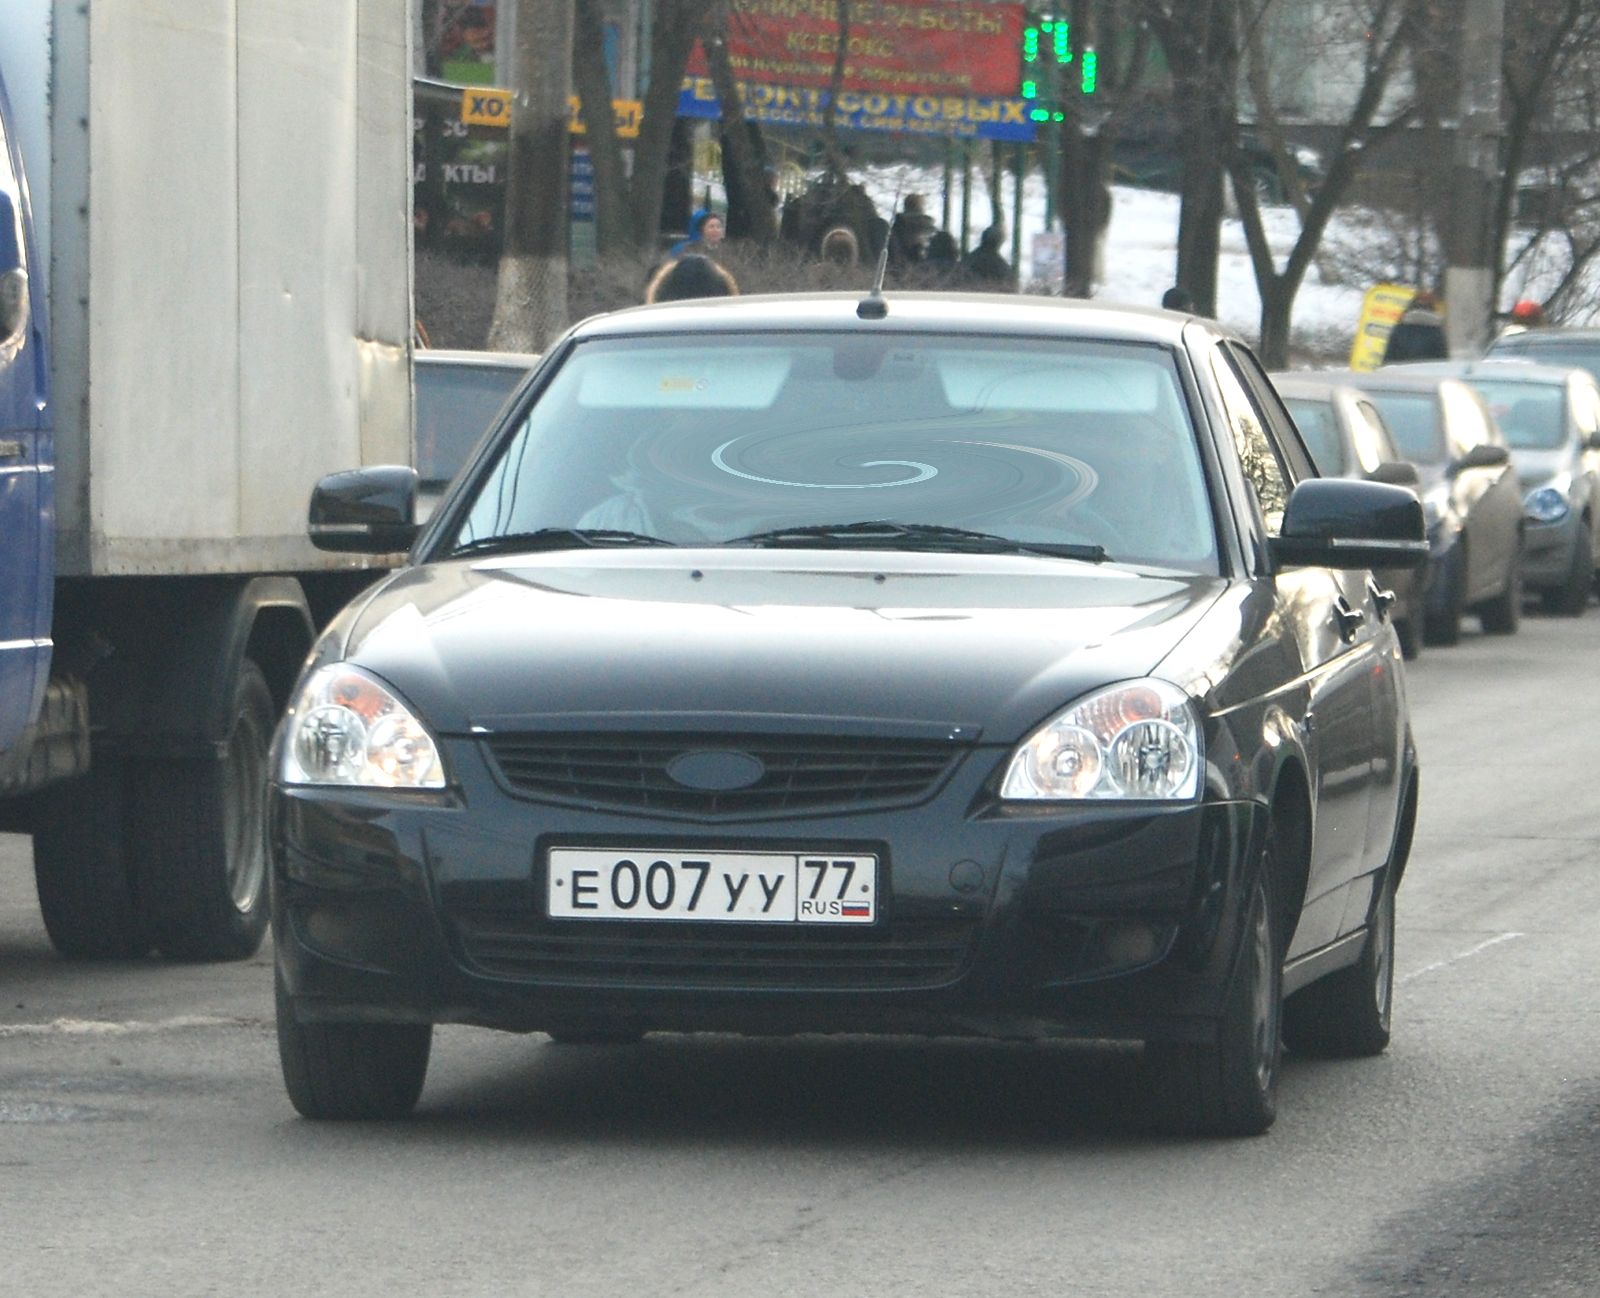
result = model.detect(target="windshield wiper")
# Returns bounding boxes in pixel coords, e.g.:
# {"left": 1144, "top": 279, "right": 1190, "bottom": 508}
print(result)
{"left": 724, "top": 520, "right": 1108, "bottom": 562}
{"left": 450, "top": 528, "right": 677, "bottom": 558}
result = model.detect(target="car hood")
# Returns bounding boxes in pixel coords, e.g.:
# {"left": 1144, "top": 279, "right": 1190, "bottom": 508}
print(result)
{"left": 338, "top": 550, "right": 1229, "bottom": 743}
{"left": 1512, "top": 445, "right": 1574, "bottom": 491}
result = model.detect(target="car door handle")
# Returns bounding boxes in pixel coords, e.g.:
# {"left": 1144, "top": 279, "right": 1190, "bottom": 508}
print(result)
{"left": 1366, "top": 578, "right": 1397, "bottom": 621}
{"left": 1332, "top": 595, "right": 1366, "bottom": 641}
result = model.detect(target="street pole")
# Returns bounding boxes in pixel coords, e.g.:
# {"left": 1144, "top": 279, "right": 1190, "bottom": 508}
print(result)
{"left": 1444, "top": 0, "right": 1503, "bottom": 357}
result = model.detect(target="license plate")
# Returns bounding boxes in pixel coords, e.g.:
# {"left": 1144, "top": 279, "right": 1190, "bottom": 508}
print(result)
{"left": 547, "top": 849, "right": 878, "bottom": 924}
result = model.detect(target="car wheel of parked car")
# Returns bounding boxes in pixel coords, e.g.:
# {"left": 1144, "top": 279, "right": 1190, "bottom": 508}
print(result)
{"left": 275, "top": 969, "right": 433, "bottom": 1120}
{"left": 131, "top": 660, "right": 275, "bottom": 961}
{"left": 1423, "top": 548, "right": 1465, "bottom": 646}
{"left": 1147, "top": 823, "right": 1283, "bottom": 1137}
{"left": 31, "top": 760, "right": 151, "bottom": 960}
{"left": 1282, "top": 868, "right": 1394, "bottom": 1058}
{"left": 1545, "top": 520, "right": 1592, "bottom": 616}
{"left": 1477, "top": 550, "right": 1522, "bottom": 635}
{"left": 1394, "top": 613, "right": 1422, "bottom": 661}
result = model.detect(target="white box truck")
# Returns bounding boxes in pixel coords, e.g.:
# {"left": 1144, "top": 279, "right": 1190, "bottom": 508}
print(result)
{"left": 0, "top": 1, "right": 414, "bottom": 960}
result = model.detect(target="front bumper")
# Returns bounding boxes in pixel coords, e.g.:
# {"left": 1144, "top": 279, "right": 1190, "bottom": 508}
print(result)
{"left": 1521, "top": 508, "right": 1581, "bottom": 588}
{"left": 271, "top": 736, "right": 1265, "bottom": 1045}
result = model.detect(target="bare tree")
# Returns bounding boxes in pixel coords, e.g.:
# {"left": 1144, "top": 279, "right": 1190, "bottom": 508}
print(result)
{"left": 487, "top": 0, "right": 574, "bottom": 351}
{"left": 573, "top": 0, "right": 706, "bottom": 252}
{"left": 1230, "top": 0, "right": 1417, "bottom": 366}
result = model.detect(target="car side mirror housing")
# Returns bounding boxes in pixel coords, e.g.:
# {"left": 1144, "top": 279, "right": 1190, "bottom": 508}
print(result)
{"left": 1270, "top": 478, "right": 1430, "bottom": 571}
{"left": 1584, "top": 430, "right": 1600, "bottom": 453}
{"left": 1368, "top": 460, "right": 1420, "bottom": 488}
{"left": 308, "top": 465, "right": 420, "bottom": 553}
{"left": 1450, "top": 442, "right": 1510, "bottom": 473}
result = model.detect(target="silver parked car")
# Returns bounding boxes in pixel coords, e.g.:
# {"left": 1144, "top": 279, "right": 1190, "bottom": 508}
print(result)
{"left": 1390, "top": 359, "right": 1600, "bottom": 616}
{"left": 1272, "top": 373, "right": 1428, "bottom": 658}
{"left": 415, "top": 349, "right": 540, "bottom": 500}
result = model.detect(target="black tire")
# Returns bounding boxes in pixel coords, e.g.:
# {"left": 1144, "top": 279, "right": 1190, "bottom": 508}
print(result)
{"left": 131, "top": 659, "right": 275, "bottom": 960}
{"left": 1544, "top": 521, "right": 1592, "bottom": 617}
{"left": 31, "top": 761, "right": 150, "bottom": 960}
{"left": 1282, "top": 869, "right": 1394, "bottom": 1058}
{"left": 275, "top": 969, "right": 431, "bottom": 1120}
{"left": 1147, "top": 825, "right": 1283, "bottom": 1137}
{"left": 1394, "top": 613, "right": 1422, "bottom": 661}
{"left": 1422, "top": 548, "right": 1464, "bottom": 646}
{"left": 1477, "top": 548, "right": 1522, "bottom": 634}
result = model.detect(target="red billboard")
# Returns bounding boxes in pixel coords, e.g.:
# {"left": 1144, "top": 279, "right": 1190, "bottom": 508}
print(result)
{"left": 689, "top": 0, "right": 1025, "bottom": 100}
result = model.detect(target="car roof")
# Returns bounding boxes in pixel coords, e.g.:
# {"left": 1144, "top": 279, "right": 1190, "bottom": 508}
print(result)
{"left": 568, "top": 292, "right": 1205, "bottom": 347}
{"left": 1268, "top": 372, "right": 1370, "bottom": 403}
{"left": 1491, "top": 326, "right": 1600, "bottom": 343}
{"left": 415, "top": 348, "right": 541, "bottom": 369}
{"left": 1383, "top": 358, "right": 1580, "bottom": 386}
{"left": 1336, "top": 368, "right": 1458, "bottom": 394}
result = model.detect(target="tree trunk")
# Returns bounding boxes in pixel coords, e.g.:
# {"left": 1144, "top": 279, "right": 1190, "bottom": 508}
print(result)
{"left": 572, "top": 0, "right": 630, "bottom": 255}
{"left": 488, "top": 0, "right": 574, "bottom": 352}
{"left": 629, "top": 0, "right": 705, "bottom": 247}
{"left": 705, "top": 4, "right": 778, "bottom": 244}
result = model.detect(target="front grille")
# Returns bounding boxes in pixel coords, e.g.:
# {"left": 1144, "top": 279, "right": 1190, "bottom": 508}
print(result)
{"left": 451, "top": 911, "right": 978, "bottom": 991}
{"left": 482, "top": 732, "right": 965, "bottom": 818}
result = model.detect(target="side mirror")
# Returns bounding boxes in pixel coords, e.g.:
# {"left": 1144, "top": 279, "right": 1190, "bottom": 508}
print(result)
{"left": 1368, "top": 460, "right": 1420, "bottom": 488}
{"left": 308, "top": 465, "right": 419, "bottom": 553}
{"left": 1583, "top": 430, "right": 1600, "bottom": 453}
{"left": 1450, "top": 442, "right": 1510, "bottom": 473}
{"left": 1270, "top": 478, "right": 1429, "bottom": 571}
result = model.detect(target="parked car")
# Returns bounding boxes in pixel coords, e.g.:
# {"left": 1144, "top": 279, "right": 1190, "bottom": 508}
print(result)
{"left": 1389, "top": 359, "right": 1600, "bottom": 615}
{"left": 415, "top": 349, "right": 539, "bottom": 498}
{"left": 275, "top": 294, "right": 1426, "bottom": 1136}
{"left": 1486, "top": 325, "right": 1600, "bottom": 385}
{"left": 1271, "top": 373, "right": 1428, "bottom": 657}
{"left": 1348, "top": 369, "right": 1524, "bottom": 645}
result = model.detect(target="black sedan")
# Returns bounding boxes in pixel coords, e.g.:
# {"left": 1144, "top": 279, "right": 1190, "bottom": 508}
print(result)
{"left": 1347, "top": 369, "right": 1524, "bottom": 645}
{"left": 1271, "top": 373, "right": 1428, "bottom": 657}
{"left": 274, "top": 294, "right": 1426, "bottom": 1137}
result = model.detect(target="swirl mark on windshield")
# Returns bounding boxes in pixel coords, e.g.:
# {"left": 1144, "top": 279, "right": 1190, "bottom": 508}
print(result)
{"left": 711, "top": 437, "right": 938, "bottom": 489}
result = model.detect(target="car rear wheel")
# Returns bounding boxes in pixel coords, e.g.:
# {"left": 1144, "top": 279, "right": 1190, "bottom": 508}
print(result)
{"left": 1147, "top": 825, "right": 1282, "bottom": 1137}
{"left": 1282, "top": 867, "right": 1394, "bottom": 1058}
{"left": 1423, "top": 547, "right": 1464, "bottom": 646}
{"left": 1394, "top": 613, "right": 1422, "bottom": 661}
{"left": 1544, "top": 520, "right": 1592, "bottom": 616}
{"left": 1477, "top": 549, "right": 1521, "bottom": 634}
{"left": 275, "top": 970, "right": 432, "bottom": 1120}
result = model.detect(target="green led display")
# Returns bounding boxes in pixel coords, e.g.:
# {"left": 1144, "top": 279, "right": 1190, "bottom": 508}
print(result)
{"left": 1081, "top": 48, "right": 1098, "bottom": 94}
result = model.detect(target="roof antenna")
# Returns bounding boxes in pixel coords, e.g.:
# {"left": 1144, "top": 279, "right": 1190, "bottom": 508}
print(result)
{"left": 858, "top": 173, "right": 904, "bottom": 320}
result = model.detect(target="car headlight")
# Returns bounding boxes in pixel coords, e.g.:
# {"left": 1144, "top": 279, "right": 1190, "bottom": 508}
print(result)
{"left": 280, "top": 664, "right": 446, "bottom": 789}
{"left": 1524, "top": 482, "right": 1571, "bottom": 524}
{"left": 1001, "top": 678, "right": 1201, "bottom": 801}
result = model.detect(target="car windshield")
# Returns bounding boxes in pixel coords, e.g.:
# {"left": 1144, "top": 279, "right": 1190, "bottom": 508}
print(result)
{"left": 1468, "top": 380, "right": 1566, "bottom": 449}
{"left": 1495, "top": 337, "right": 1600, "bottom": 385}
{"left": 415, "top": 361, "right": 530, "bottom": 485}
{"left": 1363, "top": 391, "right": 1447, "bottom": 463}
{"left": 1282, "top": 398, "right": 1344, "bottom": 475}
{"left": 446, "top": 332, "right": 1219, "bottom": 572}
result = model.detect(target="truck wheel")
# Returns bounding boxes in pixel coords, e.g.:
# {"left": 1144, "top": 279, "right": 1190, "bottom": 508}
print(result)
{"left": 31, "top": 762, "right": 150, "bottom": 959}
{"left": 1146, "top": 824, "right": 1283, "bottom": 1137}
{"left": 133, "top": 660, "right": 274, "bottom": 960}
{"left": 276, "top": 969, "right": 431, "bottom": 1120}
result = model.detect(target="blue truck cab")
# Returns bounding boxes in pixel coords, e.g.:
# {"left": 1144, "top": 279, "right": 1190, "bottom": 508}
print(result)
{"left": 0, "top": 64, "right": 51, "bottom": 761}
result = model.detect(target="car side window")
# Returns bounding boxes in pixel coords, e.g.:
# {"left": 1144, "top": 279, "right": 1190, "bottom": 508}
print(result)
{"left": 1225, "top": 343, "right": 1315, "bottom": 481}
{"left": 1211, "top": 348, "right": 1291, "bottom": 536}
{"left": 1572, "top": 379, "right": 1600, "bottom": 439}
{"left": 1440, "top": 383, "right": 1493, "bottom": 458}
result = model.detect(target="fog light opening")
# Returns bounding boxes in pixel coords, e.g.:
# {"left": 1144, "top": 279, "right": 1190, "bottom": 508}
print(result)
{"left": 1100, "top": 922, "right": 1158, "bottom": 967}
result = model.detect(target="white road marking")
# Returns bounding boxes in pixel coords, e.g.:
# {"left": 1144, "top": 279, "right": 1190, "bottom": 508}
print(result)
{"left": 0, "top": 1015, "right": 254, "bottom": 1039}
{"left": 1398, "top": 931, "right": 1524, "bottom": 984}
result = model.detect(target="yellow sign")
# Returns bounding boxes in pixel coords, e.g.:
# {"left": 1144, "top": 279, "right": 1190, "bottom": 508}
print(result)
{"left": 1350, "top": 283, "right": 1419, "bottom": 372}
{"left": 459, "top": 88, "right": 644, "bottom": 139}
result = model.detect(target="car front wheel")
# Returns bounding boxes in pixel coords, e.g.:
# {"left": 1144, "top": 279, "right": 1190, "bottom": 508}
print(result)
{"left": 1282, "top": 867, "right": 1394, "bottom": 1058}
{"left": 275, "top": 971, "right": 432, "bottom": 1120}
{"left": 1147, "top": 825, "right": 1283, "bottom": 1137}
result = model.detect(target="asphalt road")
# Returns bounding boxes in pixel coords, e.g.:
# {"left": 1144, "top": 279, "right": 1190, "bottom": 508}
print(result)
{"left": 4, "top": 614, "right": 1600, "bottom": 1297}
